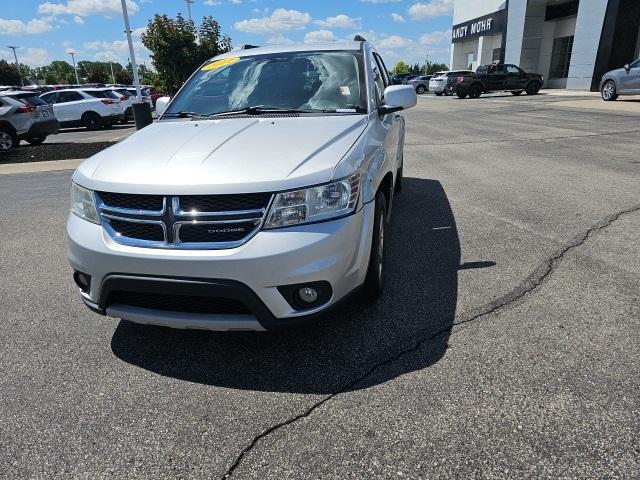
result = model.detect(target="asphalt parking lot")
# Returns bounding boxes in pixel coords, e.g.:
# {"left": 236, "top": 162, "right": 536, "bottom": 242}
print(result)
{"left": 1, "top": 92, "right": 639, "bottom": 479}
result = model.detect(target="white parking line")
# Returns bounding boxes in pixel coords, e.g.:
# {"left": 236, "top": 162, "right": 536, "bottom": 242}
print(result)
{"left": 0, "top": 158, "right": 84, "bottom": 175}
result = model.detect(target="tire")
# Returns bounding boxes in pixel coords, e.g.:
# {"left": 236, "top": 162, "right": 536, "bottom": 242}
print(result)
{"left": 363, "top": 191, "right": 388, "bottom": 301}
{"left": 434, "top": 91, "right": 443, "bottom": 96}
{"left": 511, "top": 90, "right": 523, "bottom": 96}
{"left": 456, "top": 92, "right": 468, "bottom": 99}
{"left": 469, "top": 85, "right": 482, "bottom": 98}
{"left": 601, "top": 80, "right": 618, "bottom": 101}
{"left": 525, "top": 82, "right": 541, "bottom": 95}
{"left": 0, "top": 127, "right": 18, "bottom": 152}
{"left": 25, "top": 136, "right": 46, "bottom": 145}
{"left": 416, "top": 85, "right": 426, "bottom": 94}
{"left": 444, "top": 88, "right": 454, "bottom": 96}
{"left": 82, "top": 112, "right": 103, "bottom": 131}
{"left": 125, "top": 107, "right": 133, "bottom": 121}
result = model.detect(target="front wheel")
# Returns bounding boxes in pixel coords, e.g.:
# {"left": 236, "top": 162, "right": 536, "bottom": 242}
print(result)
{"left": 456, "top": 92, "right": 468, "bottom": 99}
{"left": 416, "top": 85, "right": 426, "bottom": 94}
{"left": 363, "top": 191, "right": 388, "bottom": 301}
{"left": 601, "top": 80, "right": 618, "bottom": 101}
{"left": 26, "top": 136, "right": 46, "bottom": 145}
{"left": 0, "top": 127, "right": 18, "bottom": 152}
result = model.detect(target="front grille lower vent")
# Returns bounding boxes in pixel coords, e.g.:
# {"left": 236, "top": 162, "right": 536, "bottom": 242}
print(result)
{"left": 109, "top": 291, "right": 250, "bottom": 314}
{"left": 95, "top": 191, "right": 272, "bottom": 249}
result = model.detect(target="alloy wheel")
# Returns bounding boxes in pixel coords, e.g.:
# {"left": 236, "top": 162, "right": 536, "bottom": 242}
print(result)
{"left": 0, "top": 131, "right": 13, "bottom": 150}
{"left": 602, "top": 81, "right": 615, "bottom": 100}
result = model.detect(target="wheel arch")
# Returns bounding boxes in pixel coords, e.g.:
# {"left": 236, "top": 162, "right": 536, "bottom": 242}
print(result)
{"left": 0, "top": 120, "right": 17, "bottom": 135}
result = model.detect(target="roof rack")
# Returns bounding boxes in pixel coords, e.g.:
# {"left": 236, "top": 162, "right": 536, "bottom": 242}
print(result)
{"left": 353, "top": 35, "right": 367, "bottom": 42}
{"left": 240, "top": 44, "right": 260, "bottom": 50}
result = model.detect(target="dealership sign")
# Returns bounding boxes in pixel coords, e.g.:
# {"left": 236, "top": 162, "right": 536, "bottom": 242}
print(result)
{"left": 451, "top": 10, "right": 507, "bottom": 43}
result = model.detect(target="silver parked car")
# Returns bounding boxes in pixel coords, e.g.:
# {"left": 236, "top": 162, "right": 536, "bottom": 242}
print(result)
{"left": 67, "top": 39, "right": 417, "bottom": 331}
{"left": 0, "top": 90, "right": 59, "bottom": 151}
{"left": 407, "top": 75, "right": 433, "bottom": 94}
{"left": 600, "top": 58, "right": 640, "bottom": 101}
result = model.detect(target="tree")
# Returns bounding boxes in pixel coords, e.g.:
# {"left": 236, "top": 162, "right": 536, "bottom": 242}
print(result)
{"left": 86, "top": 63, "right": 109, "bottom": 83}
{"left": 392, "top": 61, "right": 410, "bottom": 75}
{"left": 49, "top": 60, "right": 75, "bottom": 84}
{"left": 0, "top": 59, "right": 21, "bottom": 85}
{"left": 142, "top": 13, "right": 232, "bottom": 94}
{"left": 426, "top": 62, "right": 448, "bottom": 75}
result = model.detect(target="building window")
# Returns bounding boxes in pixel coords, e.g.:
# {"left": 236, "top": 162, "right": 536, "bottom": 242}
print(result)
{"left": 549, "top": 36, "right": 574, "bottom": 79}
{"left": 492, "top": 48, "right": 502, "bottom": 63}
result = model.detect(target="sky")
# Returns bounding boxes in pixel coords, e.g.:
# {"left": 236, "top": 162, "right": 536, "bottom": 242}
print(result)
{"left": 0, "top": 0, "right": 454, "bottom": 71}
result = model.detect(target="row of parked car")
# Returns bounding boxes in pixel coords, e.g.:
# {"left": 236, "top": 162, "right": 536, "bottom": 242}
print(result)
{"left": 0, "top": 84, "right": 161, "bottom": 153}
{"left": 391, "top": 71, "right": 473, "bottom": 95}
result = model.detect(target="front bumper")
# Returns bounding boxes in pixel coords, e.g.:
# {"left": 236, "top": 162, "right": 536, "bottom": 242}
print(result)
{"left": 18, "top": 118, "right": 60, "bottom": 140}
{"left": 68, "top": 204, "right": 374, "bottom": 330}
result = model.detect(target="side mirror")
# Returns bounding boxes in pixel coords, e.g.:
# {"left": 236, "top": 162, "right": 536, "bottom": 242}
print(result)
{"left": 155, "top": 96, "right": 171, "bottom": 117}
{"left": 624, "top": 64, "right": 630, "bottom": 71}
{"left": 379, "top": 85, "right": 417, "bottom": 115}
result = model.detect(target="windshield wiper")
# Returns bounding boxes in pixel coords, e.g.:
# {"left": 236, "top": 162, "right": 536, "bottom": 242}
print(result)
{"left": 162, "top": 111, "right": 200, "bottom": 118}
{"left": 206, "top": 106, "right": 316, "bottom": 118}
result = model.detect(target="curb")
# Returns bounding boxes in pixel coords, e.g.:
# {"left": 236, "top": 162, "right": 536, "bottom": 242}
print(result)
{"left": 0, "top": 158, "right": 85, "bottom": 175}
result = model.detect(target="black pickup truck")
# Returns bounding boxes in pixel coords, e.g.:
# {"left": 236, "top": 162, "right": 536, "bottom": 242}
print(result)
{"left": 454, "top": 64, "right": 543, "bottom": 98}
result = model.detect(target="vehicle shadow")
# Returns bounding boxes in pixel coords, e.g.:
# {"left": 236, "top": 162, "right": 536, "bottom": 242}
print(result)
{"left": 110, "top": 177, "right": 461, "bottom": 394}
{"left": 58, "top": 124, "right": 133, "bottom": 134}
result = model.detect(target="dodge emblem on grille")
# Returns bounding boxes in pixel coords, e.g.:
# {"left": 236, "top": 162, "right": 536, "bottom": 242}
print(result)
{"left": 207, "top": 227, "right": 246, "bottom": 234}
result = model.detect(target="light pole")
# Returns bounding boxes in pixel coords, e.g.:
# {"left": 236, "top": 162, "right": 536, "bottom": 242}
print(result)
{"left": 7, "top": 45, "right": 23, "bottom": 86}
{"left": 68, "top": 50, "right": 80, "bottom": 84}
{"left": 121, "top": 0, "right": 152, "bottom": 129}
{"left": 185, "top": 0, "right": 194, "bottom": 22}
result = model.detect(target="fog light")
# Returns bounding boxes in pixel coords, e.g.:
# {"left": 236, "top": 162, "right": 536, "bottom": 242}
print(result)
{"left": 73, "top": 271, "right": 91, "bottom": 293}
{"left": 298, "top": 287, "right": 318, "bottom": 303}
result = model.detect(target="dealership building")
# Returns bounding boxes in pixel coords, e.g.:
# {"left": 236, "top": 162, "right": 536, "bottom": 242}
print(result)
{"left": 450, "top": 0, "right": 640, "bottom": 90}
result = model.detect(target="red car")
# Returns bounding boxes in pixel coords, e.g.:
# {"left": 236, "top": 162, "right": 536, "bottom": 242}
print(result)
{"left": 142, "top": 85, "right": 164, "bottom": 107}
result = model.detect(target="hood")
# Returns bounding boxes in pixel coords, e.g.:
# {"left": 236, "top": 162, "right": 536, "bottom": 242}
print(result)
{"left": 74, "top": 115, "right": 368, "bottom": 195}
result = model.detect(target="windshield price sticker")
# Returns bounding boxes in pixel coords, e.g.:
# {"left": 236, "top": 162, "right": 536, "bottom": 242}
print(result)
{"left": 202, "top": 57, "right": 240, "bottom": 71}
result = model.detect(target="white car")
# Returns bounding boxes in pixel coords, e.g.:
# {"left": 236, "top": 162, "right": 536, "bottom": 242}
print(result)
{"left": 109, "top": 88, "right": 135, "bottom": 121}
{"left": 429, "top": 70, "right": 473, "bottom": 96}
{"left": 40, "top": 88, "right": 124, "bottom": 130}
{"left": 67, "top": 38, "right": 416, "bottom": 331}
{"left": 0, "top": 90, "right": 59, "bottom": 150}
{"left": 126, "top": 88, "right": 153, "bottom": 109}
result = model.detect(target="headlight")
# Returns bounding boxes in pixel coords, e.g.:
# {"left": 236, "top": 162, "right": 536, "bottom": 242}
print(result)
{"left": 71, "top": 182, "right": 100, "bottom": 224}
{"left": 265, "top": 173, "right": 360, "bottom": 229}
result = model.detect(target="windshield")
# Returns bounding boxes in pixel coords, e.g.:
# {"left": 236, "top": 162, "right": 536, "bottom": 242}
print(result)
{"left": 165, "top": 50, "right": 367, "bottom": 116}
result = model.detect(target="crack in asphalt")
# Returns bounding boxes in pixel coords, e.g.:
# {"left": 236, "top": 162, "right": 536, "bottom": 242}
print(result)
{"left": 221, "top": 203, "right": 640, "bottom": 479}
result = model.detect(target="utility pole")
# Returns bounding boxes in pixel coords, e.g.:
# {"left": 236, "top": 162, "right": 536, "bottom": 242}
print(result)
{"left": 121, "top": 0, "right": 152, "bottom": 129}
{"left": 424, "top": 53, "right": 430, "bottom": 75}
{"left": 7, "top": 45, "right": 23, "bottom": 86}
{"left": 68, "top": 51, "right": 80, "bottom": 84}
{"left": 185, "top": 0, "right": 194, "bottom": 22}
{"left": 109, "top": 61, "right": 116, "bottom": 84}
{"left": 121, "top": 0, "right": 141, "bottom": 101}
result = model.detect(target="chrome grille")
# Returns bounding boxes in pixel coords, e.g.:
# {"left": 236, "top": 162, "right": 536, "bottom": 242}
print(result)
{"left": 95, "top": 191, "right": 273, "bottom": 249}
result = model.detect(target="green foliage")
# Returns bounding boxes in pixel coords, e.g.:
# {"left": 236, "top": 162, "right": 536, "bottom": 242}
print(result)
{"left": 142, "top": 13, "right": 232, "bottom": 94}
{"left": 49, "top": 60, "right": 75, "bottom": 84}
{"left": 86, "top": 63, "right": 109, "bottom": 83}
{"left": 426, "top": 62, "right": 449, "bottom": 75}
{"left": 0, "top": 59, "right": 21, "bottom": 85}
{"left": 392, "top": 61, "right": 410, "bottom": 75}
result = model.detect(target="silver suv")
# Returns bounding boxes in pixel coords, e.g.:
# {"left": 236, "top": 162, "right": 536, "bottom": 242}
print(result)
{"left": 600, "top": 58, "right": 640, "bottom": 100}
{"left": 0, "top": 91, "right": 59, "bottom": 151}
{"left": 67, "top": 39, "right": 416, "bottom": 331}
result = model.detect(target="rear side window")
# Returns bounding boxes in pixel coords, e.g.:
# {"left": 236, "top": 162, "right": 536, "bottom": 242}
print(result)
{"left": 84, "top": 90, "right": 109, "bottom": 98}
{"left": 13, "top": 94, "right": 48, "bottom": 106}
{"left": 59, "top": 91, "right": 83, "bottom": 102}
{"left": 41, "top": 93, "right": 56, "bottom": 104}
